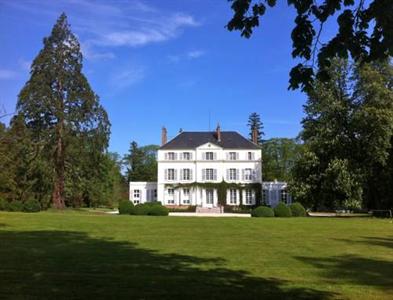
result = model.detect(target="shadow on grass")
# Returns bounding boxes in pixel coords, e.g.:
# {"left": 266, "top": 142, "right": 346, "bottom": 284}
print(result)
{"left": 296, "top": 255, "right": 393, "bottom": 291}
{"left": 0, "top": 230, "right": 335, "bottom": 299}
{"left": 334, "top": 236, "right": 393, "bottom": 250}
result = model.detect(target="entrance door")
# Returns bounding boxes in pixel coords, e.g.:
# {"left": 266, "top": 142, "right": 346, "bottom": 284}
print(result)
{"left": 205, "top": 189, "right": 214, "bottom": 208}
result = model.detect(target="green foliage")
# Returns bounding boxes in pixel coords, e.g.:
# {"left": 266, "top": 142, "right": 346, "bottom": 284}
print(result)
{"left": 124, "top": 142, "right": 159, "bottom": 182}
{"left": 247, "top": 112, "right": 264, "bottom": 143}
{"left": 132, "top": 202, "right": 168, "bottom": 216}
{"left": 274, "top": 202, "right": 292, "bottom": 217}
{"left": 289, "top": 202, "right": 306, "bottom": 217}
{"left": 224, "top": 205, "right": 253, "bottom": 214}
{"left": 262, "top": 138, "right": 303, "bottom": 181}
{"left": 251, "top": 206, "right": 274, "bottom": 217}
{"left": 16, "top": 13, "right": 110, "bottom": 209}
{"left": 118, "top": 201, "right": 134, "bottom": 215}
{"left": 168, "top": 206, "right": 196, "bottom": 213}
{"left": 0, "top": 198, "right": 9, "bottom": 211}
{"left": 8, "top": 201, "right": 24, "bottom": 212}
{"left": 227, "top": 0, "right": 393, "bottom": 92}
{"left": 23, "top": 199, "right": 41, "bottom": 212}
{"left": 291, "top": 59, "right": 393, "bottom": 210}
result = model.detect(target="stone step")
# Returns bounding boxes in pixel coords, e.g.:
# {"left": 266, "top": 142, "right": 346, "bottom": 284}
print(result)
{"left": 196, "top": 206, "right": 224, "bottom": 214}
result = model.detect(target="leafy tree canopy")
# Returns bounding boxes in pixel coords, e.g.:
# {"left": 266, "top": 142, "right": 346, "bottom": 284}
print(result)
{"left": 227, "top": 0, "right": 393, "bottom": 92}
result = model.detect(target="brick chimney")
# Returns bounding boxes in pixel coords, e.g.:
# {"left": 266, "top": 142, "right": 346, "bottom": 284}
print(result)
{"left": 216, "top": 123, "right": 221, "bottom": 142}
{"left": 252, "top": 127, "right": 258, "bottom": 144}
{"left": 161, "top": 126, "right": 167, "bottom": 145}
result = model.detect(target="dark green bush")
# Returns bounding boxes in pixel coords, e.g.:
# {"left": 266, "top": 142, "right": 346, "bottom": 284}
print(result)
{"left": 168, "top": 206, "right": 196, "bottom": 213}
{"left": 8, "top": 201, "right": 24, "bottom": 212}
{"left": 118, "top": 200, "right": 134, "bottom": 215}
{"left": 23, "top": 199, "right": 41, "bottom": 212}
{"left": 148, "top": 205, "right": 169, "bottom": 216}
{"left": 289, "top": 202, "right": 306, "bottom": 217}
{"left": 274, "top": 202, "right": 292, "bottom": 217}
{"left": 0, "top": 198, "right": 9, "bottom": 211}
{"left": 133, "top": 203, "right": 150, "bottom": 215}
{"left": 251, "top": 206, "right": 274, "bottom": 217}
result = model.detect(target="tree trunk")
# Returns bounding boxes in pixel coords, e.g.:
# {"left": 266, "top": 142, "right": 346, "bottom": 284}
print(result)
{"left": 52, "top": 120, "right": 65, "bottom": 209}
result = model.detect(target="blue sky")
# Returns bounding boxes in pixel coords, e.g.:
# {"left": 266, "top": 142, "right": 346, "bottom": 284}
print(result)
{"left": 0, "top": 0, "right": 310, "bottom": 155}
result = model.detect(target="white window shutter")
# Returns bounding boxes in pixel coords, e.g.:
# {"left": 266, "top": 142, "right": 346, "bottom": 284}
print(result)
{"left": 202, "top": 152, "right": 205, "bottom": 160}
{"left": 226, "top": 169, "right": 230, "bottom": 181}
{"left": 242, "top": 169, "right": 245, "bottom": 180}
{"left": 236, "top": 169, "right": 239, "bottom": 180}
{"left": 190, "top": 152, "right": 193, "bottom": 160}
{"left": 174, "top": 169, "right": 177, "bottom": 180}
{"left": 236, "top": 152, "right": 239, "bottom": 160}
{"left": 165, "top": 169, "right": 168, "bottom": 180}
{"left": 226, "top": 153, "right": 229, "bottom": 160}
{"left": 174, "top": 153, "right": 177, "bottom": 160}
{"left": 252, "top": 152, "right": 255, "bottom": 160}
{"left": 180, "top": 169, "right": 183, "bottom": 180}
{"left": 202, "top": 169, "right": 206, "bottom": 180}
{"left": 179, "top": 153, "right": 183, "bottom": 160}
{"left": 213, "top": 152, "right": 217, "bottom": 160}
{"left": 165, "top": 153, "right": 168, "bottom": 160}
{"left": 190, "top": 169, "right": 193, "bottom": 181}
{"left": 213, "top": 169, "right": 217, "bottom": 180}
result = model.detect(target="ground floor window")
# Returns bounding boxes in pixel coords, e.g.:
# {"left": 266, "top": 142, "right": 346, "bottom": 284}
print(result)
{"left": 245, "top": 189, "right": 253, "bottom": 204}
{"left": 262, "top": 189, "right": 268, "bottom": 203}
{"left": 206, "top": 189, "right": 214, "bottom": 204}
{"left": 229, "top": 189, "right": 237, "bottom": 204}
{"left": 183, "top": 188, "right": 190, "bottom": 204}
{"left": 281, "top": 189, "right": 288, "bottom": 204}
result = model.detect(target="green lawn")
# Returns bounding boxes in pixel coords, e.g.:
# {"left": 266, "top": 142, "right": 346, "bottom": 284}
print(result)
{"left": 0, "top": 211, "right": 392, "bottom": 299}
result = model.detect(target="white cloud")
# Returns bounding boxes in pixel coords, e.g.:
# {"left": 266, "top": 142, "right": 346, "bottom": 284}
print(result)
{"left": 0, "top": 69, "right": 18, "bottom": 80}
{"left": 110, "top": 67, "right": 145, "bottom": 89}
{"left": 187, "top": 50, "right": 205, "bottom": 59}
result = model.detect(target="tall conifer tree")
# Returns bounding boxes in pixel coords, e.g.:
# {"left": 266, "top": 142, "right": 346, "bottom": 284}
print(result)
{"left": 17, "top": 13, "right": 110, "bottom": 209}
{"left": 247, "top": 112, "right": 264, "bottom": 144}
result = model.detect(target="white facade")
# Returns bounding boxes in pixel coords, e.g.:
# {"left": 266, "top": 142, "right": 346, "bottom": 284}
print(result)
{"left": 156, "top": 142, "right": 262, "bottom": 207}
{"left": 129, "top": 182, "right": 157, "bottom": 205}
{"left": 262, "top": 181, "right": 292, "bottom": 207}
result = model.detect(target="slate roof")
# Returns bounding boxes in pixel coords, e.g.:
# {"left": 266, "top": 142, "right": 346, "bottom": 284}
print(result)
{"left": 160, "top": 131, "right": 260, "bottom": 150}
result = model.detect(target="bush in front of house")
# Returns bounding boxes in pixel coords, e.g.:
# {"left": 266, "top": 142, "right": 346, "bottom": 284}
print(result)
{"left": 23, "top": 199, "right": 41, "bottom": 212}
{"left": 289, "top": 202, "right": 306, "bottom": 217}
{"left": 133, "top": 203, "right": 151, "bottom": 215}
{"left": 0, "top": 198, "right": 9, "bottom": 211}
{"left": 148, "top": 205, "right": 169, "bottom": 216}
{"left": 274, "top": 202, "right": 292, "bottom": 217}
{"left": 251, "top": 206, "right": 275, "bottom": 217}
{"left": 8, "top": 201, "right": 24, "bottom": 212}
{"left": 118, "top": 200, "right": 134, "bottom": 215}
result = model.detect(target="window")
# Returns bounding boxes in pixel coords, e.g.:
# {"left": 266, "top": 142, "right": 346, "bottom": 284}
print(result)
{"left": 168, "top": 188, "right": 174, "bottom": 196}
{"left": 206, "top": 189, "right": 214, "bottom": 204}
{"left": 281, "top": 189, "right": 289, "bottom": 204}
{"left": 245, "top": 189, "right": 253, "bottom": 204}
{"left": 183, "top": 152, "right": 191, "bottom": 160}
{"left": 244, "top": 168, "right": 253, "bottom": 180}
{"left": 167, "top": 199, "right": 175, "bottom": 204}
{"left": 229, "top": 152, "right": 237, "bottom": 160}
{"left": 248, "top": 152, "right": 254, "bottom": 160}
{"left": 183, "top": 188, "right": 190, "bottom": 196}
{"left": 183, "top": 199, "right": 190, "bottom": 204}
{"left": 205, "top": 152, "right": 214, "bottom": 160}
{"left": 154, "top": 189, "right": 157, "bottom": 199}
{"left": 182, "top": 169, "right": 191, "bottom": 180}
{"left": 205, "top": 168, "right": 215, "bottom": 180}
{"left": 263, "top": 189, "right": 268, "bottom": 203}
{"left": 167, "top": 169, "right": 175, "bottom": 181}
{"left": 167, "top": 152, "right": 176, "bottom": 160}
{"left": 133, "top": 189, "right": 140, "bottom": 199}
{"left": 229, "top": 189, "right": 237, "bottom": 204}
{"left": 167, "top": 188, "right": 174, "bottom": 204}
{"left": 229, "top": 168, "right": 237, "bottom": 180}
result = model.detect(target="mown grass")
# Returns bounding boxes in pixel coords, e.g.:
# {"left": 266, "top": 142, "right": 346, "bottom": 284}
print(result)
{"left": 0, "top": 211, "right": 392, "bottom": 299}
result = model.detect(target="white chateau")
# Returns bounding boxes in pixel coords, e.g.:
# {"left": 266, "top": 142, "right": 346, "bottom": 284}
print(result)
{"left": 129, "top": 126, "right": 292, "bottom": 210}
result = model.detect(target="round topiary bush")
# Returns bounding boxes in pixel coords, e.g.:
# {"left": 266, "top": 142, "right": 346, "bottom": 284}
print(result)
{"left": 274, "top": 202, "right": 292, "bottom": 217}
{"left": 133, "top": 203, "right": 150, "bottom": 215}
{"left": 289, "top": 202, "right": 306, "bottom": 217}
{"left": 118, "top": 200, "right": 134, "bottom": 215}
{"left": 23, "top": 199, "right": 41, "bottom": 212}
{"left": 148, "top": 205, "right": 169, "bottom": 216}
{"left": 251, "top": 206, "right": 274, "bottom": 217}
{"left": 8, "top": 201, "right": 24, "bottom": 212}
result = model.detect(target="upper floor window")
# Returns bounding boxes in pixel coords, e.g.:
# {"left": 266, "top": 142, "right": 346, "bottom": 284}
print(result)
{"left": 204, "top": 168, "right": 216, "bottom": 180}
{"left": 244, "top": 168, "right": 253, "bottom": 181}
{"left": 245, "top": 189, "right": 253, "bottom": 204}
{"left": 205, "top": 152, "right": 214, "bottom": 160}
{"left": 248, "top": 152, "right": 254, "bottom": 160}
{"left": 229, "top": 189, "right": 237, "bottom": 204}
{"left": 229, "top": 152, "right": 237, "bottom": 160}
{"left": 133, "top": 189, "right": 140, "bottom": 199}
{"left": 167, "top": 152, "right": 176, "bottom": 160}
{"left": 182, "top": 152, "right": 191, "bottom": 160}
{"left": 229, "top": 168, "right": 237, "bottom": 181}
{"left": 166, "top": 169, "right": 176, "bottom": 181}
{"left": 181, "top": 168, "right": 191, "bottom": 181}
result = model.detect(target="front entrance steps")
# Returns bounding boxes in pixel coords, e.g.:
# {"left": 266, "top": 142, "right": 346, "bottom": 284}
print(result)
{"left": 196, "top": 206, "right": 224, "bottom": 214}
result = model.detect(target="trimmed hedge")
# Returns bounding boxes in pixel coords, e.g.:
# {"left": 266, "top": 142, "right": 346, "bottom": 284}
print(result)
{"left": 289, "top": 202, "right": 306, "bottom": 217}
{"left": 274, "top": 202, "right": 292, "bottom": 217}
{"left": 148, "top": 205, "right": 169, "bottom": 216}
{"left": 118, "top": 200, "right": 134, "bottom": 215}
{"left": 24, "top": 199, "right": 41, "bottom": 212}
{"left": 132, "top": 202, "right": 169, "bottom": 216}
{"left": 251, "top": 206, "right": 274, "bottom": 217}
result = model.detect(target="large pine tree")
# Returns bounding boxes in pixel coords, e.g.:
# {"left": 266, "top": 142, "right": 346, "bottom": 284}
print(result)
{"left": 17, "top": 13, "right": 110, "bottom": 209}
